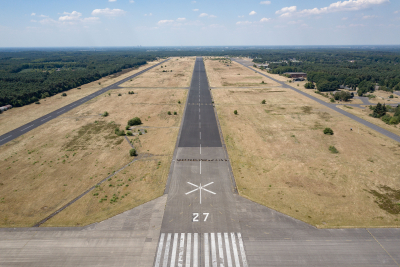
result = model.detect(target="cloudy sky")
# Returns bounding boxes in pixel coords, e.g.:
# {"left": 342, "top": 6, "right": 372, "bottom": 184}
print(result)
{"left": 0, "top": 0, "right": 399, "bottom": 47}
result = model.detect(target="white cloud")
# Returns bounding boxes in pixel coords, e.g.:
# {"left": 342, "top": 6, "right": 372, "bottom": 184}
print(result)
{"left": 130, "top": 0, "right": 135, "bottom": 3}
{"left": 209, "top": 15, "right": 217, "bottom": 18}
{"left": 238, "top": 15, "right": 244, "bottom": 18}
{"left": 199, "top": 13, "right": 208, "bottom": 17}
{"left": 92, "top": 8, "right": 126, "bottom": 16}
{"left": 39, "top": 14, "right": 49, "bottom": 18}
{"left": 144, "top": 13, "right": 153, "bottom": 16}
{"left": 362, "top": 15, "right": 378, "bottom": 19}
{"left": 288, "top": 20, "right": 302, "bottom": 24}
{"left": 260, "top": 18, "right": 271, "bottom": 22}
{"left": 59, "top": 11, "right": 82, "bottom": 22}
{"left": 349, "top": 23, "right": 365, "bottom": 27}
{"left": 192, "top": 1, "right": 197, "bottom": 3}
{"left": 249, "top": 11, "right": 257, "bottom": 15}
{"left": 236, "top": 21, "right": 252, "bottom": 25}
{"left": 158, "top": 20, "right": 174, "bottom": 24}
{"left": 31, "top": 13, "right": 36, "bottom": 16}
{"left": 177, "top": 18, "right": 186, "bottom": 21}
{"left": 193, "top": 9, "right": 199, "bottom": 12}
{"left": 39, "top": 18, "right": 58, "bottom": 25}
{"left": 276, "top": 6, "right": 297, "bottom": 15}
{"left": 260, "top": 1, "right": 271, "bottom": 4}
{"left": 277, "top": 0, "right": 389, "bottom": 18}
{"left": 394, "top": 10, "right": 400, "bottom": 14}
{"left": 109, "top": 0, "right": 117, "bottom": 2}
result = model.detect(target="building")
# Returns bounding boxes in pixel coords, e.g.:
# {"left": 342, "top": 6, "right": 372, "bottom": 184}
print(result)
{"left": 284, "top": 72, "right": 307, "bottom": 81}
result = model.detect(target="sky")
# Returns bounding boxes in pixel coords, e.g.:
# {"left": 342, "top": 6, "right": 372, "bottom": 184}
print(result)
{"left": 0, "top": 0, "right": 399, "bottom": 47}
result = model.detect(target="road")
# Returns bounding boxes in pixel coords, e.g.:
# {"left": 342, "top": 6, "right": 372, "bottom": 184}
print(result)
{"left": 0, "top": 59, "right": 170, "bottom": 147}
{"left": 232, "top": 58, "right": 400, "bottom": 144}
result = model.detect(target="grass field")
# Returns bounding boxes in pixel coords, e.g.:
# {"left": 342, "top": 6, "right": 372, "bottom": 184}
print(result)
{"left": 120, "top": 57, "right": 195, "bottom": 88}
{"left": 0, "top": 58, "right": 192, "bottom": 227}
{"left": 209, "top": 59, "right": 400, "bottom": 228}
{"left": 0, "top": 60, "right": 162, "bottom": 136}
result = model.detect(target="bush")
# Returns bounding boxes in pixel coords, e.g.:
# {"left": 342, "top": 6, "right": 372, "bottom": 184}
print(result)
{"left": 129, "top": 149, "right": 137, "bottom": 157}
{"left": 330, "top": 98, "right": 335, "bottom": 103}
{"left": 389, "top": 95, "right": 394, "bottom": 98}
{"left": 234, "top": 110, "right": 238, "bottom": 115}
{"left": 304, "top": 82, "right": 315, "bottom": 89}
{"left": 178, "top": 100, "right": 181, "bottom": 104}
{"left": 62, "top": 93, "right": 67, "bottom": 97}
{"left": 261, "top": 81, "right": 265, "bottom": 84}
{"left": 77, "top": 87, "right": 81, "bottom": 90}
{"left": 102, "top": 111, "right": 109, "bottom": 117}
{"left": 127, "top": 131, "right": 133, "bottom": 136}
{"left": 139, "top": 131, "right": 142, "bottom": 135}
{"left": 261, "top": 100, "right": 266, "bottom": 104}
{"left": 389, "top": 116, "right": 400, "bottom": 125}
{"left": 333, "top": 91, "right": 352, "bottom": 101}
{"left": 381, "top": 114, "right": 392, "bottom": 124}
{"left": 370, "top": 103, "right": 387, "bottom": 118}
{"left": 35, "top": 101, "right": 40, "bottom": 104}
{"left": 174, "top": 111, "right": 177, "bottom": 115}
{"left": 115, "top": 128, "right": 125, "bottom": 136}
{"left": 329, "top": 146, "right": 339, "bottom": 153}
{"left": 323, "top": 128, "right": 334, "bottom": 135}
{"left": 168, "top": 111, "right": 172, "bottom": 115}
{"left": 128, "top": 117, "right": 142, "bottom": 126}
{"left": 128, "top": 91, "right": 134, "bottom": 94}
{"left": 118, "top": 93, "right": 122, "bottom": 96}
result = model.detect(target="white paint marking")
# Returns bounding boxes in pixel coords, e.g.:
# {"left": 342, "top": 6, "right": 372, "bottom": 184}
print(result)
{"left": 217, "top": 233, "right": 225, "bottom": 267}
{"left": 200, "top": 144, "right": 202, "bottom": 155}
{"left": 203, "top": 213, "right": 209, "bottom": 222}
{"left": 56, "top": 109, "right": 65, "bottom": 114}
{"left": 20, "top": 125, "right": 34, "bottom": 132}
{"left": 194, "top": 233, "right": 199, "bottom": 267}
{"left": 211, "top": 233, "right": 217, "bottom": 267}
{"left": 204, "top": 233, "right": 210, "bottom": 267}
{"left": 178, "top": 233, "right": 185, "bottom": 267}
{"left": 162, "top": 233, "right": 172, "bottom": 267}
{"left": 193, "top": 213, "right": 199, "bottom": 222}
{"left": 231, "top": 233, "right": 240, "bottom": 267}
{"left": 224, "top": 233, "right": 233, "bottom": 267}
{"left": 154, "top": 233, "right": 165, "bottom": 267}
{"left": 0, "top": 135, "right": 12, "bottom": 142}
{"left": 200, "top": 132, "right": 201, "bottom": 140}
{"left": 186, "top": 182, "right": 215, "bottom": 204}
{"left": 186, "top": 233, "right": 191, "bottom": 267}
{"left": 237, "top": 233, "right": 248, "bottom": 267}
{"left": 41, "top": 116, "right": 52, "bottom": 122}
{"left": 170, "top": 233, "right": 179, "bottom": 267}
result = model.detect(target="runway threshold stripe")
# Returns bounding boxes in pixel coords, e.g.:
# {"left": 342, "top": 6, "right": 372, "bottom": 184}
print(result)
{"left": 154, "top": 234, "right": 248, "bottom": 266}
{"left": 154, "top": 233, "right": 165, "bottom": 267}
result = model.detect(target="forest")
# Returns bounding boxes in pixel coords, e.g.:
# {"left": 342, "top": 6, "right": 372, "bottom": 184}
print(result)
{"left": 253, "top": 49, "right": 400, "bottom": 95}
{"left": 1, "top": 47, "right": 400, "bottom": 107}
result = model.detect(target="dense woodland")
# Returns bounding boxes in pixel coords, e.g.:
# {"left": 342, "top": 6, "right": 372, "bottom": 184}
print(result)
{"left": 1, "top": 47, "right": 400, "bottom": 108}
{"left": 252, "top": 49, "right": 400, "bottom": 95}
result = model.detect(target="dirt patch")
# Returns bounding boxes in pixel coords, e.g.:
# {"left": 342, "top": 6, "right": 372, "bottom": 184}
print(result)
{"left": 212, "top": 85, "right": 400, "bottom": 228}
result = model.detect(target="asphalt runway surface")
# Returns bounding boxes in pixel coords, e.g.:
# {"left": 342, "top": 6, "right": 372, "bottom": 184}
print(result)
{"left": 0, "top": 57, "right": 399, "bottom": 267}
{"left": 0, "top": 59, "right": 170, "bottom": 147}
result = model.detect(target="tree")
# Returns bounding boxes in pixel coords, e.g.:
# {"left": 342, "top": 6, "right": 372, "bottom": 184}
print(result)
{"left": 323, "top": 128, "right": 334, "bottom": 135}
{"left": 102, "top": 111, "right": 109, "bottom": 117}
{"left": 358, "top": 80, "right": 374, "bottom": 96}
{"left": 261, "top": 99, "right": 266, "bottom": 104}
{"left": 234, "top": 110, "right": 238, "bottom": 115}
{"left": 129, "top": 149, "right": 137, "bottom": 156}
{"left": 128, "top": 117, "right": 142, "bottom": 126}
{"left": 371, "top": 103, "right": 387, "bottom": 118}
{"left": 62, "top": 93, "right": 67, "bottom": 96}
{"left": 304, "top": 82, "right": 315, "bottom": 89}
{"left": 333, "top": 91, "right": 352, "bottom": 101}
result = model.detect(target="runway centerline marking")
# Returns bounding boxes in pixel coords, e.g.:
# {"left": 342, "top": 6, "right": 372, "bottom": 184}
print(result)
{"left": 41, "top": 116, "right": 52, "bottom": 122}
{"left": 0, "top": 135, "right": 12, "bottom": 142}
{"left": 186, "top": 182, "right": 216, "bottom": 204}
{"left": 20, "top": 125, "right": 34, "bottom": 132}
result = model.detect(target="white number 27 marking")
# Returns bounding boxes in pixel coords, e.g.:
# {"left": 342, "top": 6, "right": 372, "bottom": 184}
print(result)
{"left": 203, "top": 213, "right": 209, "bottom": 222}
{"left": 192, "top": 213, "right": 210, "bottom": 222}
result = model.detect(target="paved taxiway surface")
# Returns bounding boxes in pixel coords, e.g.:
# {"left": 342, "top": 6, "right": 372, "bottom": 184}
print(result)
{"left": 0, "top": 59, "right": 170, "bottom": 147}
{"left": 0, "top": 57, "right": 399, "bottom": 267}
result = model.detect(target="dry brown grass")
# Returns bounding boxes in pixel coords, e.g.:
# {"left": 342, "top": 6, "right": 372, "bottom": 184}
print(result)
{"left": 204, "top": 58, "right": 280, "bottom": 87}
{"left": 0, "top": 60, "right": 162, "bottom": 136}
{"left": 120, "top": 57, "right": 195, "bottom": 88}
{"left": 0, "top": 87, "right": 186, "bottom": 227}
{"left": 212, "top": 86, "right": 400, "bottom": 228}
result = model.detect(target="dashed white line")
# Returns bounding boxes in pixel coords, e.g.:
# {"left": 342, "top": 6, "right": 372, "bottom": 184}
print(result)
{"left": 0, "top": 135, "right": 12, "bottom": 142}
{"left": 200, "top": 144, "right": 202, "bottom": 155}
{"left": 41, "top": 116, "right": 51, "bottom": 122}
{"left": 56, "top": 109, "right": 65, "bottom": 114}
{"left": 200, "top": 160, "right": 202, "bottom": 174}
{"left": 20, "top": 125, "right": 34, "bottom": 132}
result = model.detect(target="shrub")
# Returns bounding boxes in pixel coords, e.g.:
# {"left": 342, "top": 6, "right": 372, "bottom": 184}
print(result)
{"left": 139, "top": 131, "right": 142, "bottom": 135}
{"left": 304, "top": 82, "right": 315, "bottom": 89}
{"left": 381, "top": 114, "right": 392, "bottom": 124}
{"left": 128, "top": 91, "right": 134, "bottom": 94}
{"left": 389, "top": 116, "right": 400, "bottom": 125}
{"left": 115, "top": 128, "right": 125, "bottom": 136}
{"left": 261, "top": 100, "right": 266, "bottom": 104}
{"left": 261, "top": 81, "right": 265, "bottom": 84}
{"left": 168, "top": 111, "right": 172, "bottom": 115}
{"left": 77, "top": 87, "right": 81, "bottom": 90}
{"left": 389, "top": 95, "right": 394, "bottom": 98}
{"left": 128, "top": 117, "right": 142, "bottom": 126}
{"left": 102, "top": 111, "right": 109, "bottom": 117}
{"left": 234, "top": 110, "right": 238, "bottom": 115}
{"left": 329, "top": 146, "right": 339, "bottom": 153}
{"left": 62, "top": 93, "right": 67, "bottom": 96}
{"left": 118, "top": 93, "right": 122, "bottom": 96}
{"left": 129, "top": 149, "right": 137, "bottom": 157}
{"left": 35, "top": 101, "right": 40, "bottom": 104}
{"left": 330, "top": 98, "right": 335, "bottom": 103}
{"left": 178, "top": 100, "right": 181, "bottom": 104}
{"left": 174, "top": 111, "right": 177, "bottom": 115}
{"left": 127, "top": 131, "right": 133, "bottom": 136}
{"left": 323, "top": 128, "right": 334, "bottom": 135}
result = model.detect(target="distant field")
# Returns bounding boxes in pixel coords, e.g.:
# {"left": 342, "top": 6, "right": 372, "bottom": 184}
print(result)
{"left": 0, "top": 57, "right": 192, "bottom": 227}
{"left": 209, "top": 59, "right": 400, "bottom": 228}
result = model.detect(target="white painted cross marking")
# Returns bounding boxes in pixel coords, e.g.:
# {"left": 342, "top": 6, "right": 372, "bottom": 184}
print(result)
{"left": 185, "top": 182, "right": 216, "bottom": 204}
